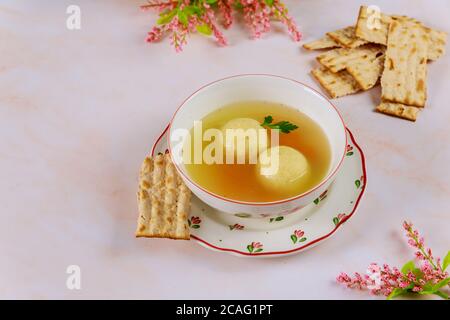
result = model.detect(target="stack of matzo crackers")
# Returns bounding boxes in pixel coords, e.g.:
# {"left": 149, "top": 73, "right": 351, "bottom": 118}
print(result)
{"left": 304, "top": 6, "right": 447, "bottom": 121}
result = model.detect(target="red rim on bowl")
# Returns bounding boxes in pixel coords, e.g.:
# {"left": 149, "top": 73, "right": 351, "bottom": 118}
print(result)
{"left": 166, "top": 74, "right": 348, "bottom": 206}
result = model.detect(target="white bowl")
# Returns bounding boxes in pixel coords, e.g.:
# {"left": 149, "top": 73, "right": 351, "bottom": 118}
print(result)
{"left": 168, "top": 74, "right": 347, "bottom": 218}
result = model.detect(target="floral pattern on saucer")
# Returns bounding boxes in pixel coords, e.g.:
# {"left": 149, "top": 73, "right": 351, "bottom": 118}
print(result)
{"left": 188, "top": 216, "right": 201, "bottom": 229}
{"left": 290, "top": 229, "right": 307, "bottom": 244}
{"left": 247, "top": 242, "right": 264, "bottom": 253}
{"left": 151, "top": 126, "right": 366, "bottom": 258}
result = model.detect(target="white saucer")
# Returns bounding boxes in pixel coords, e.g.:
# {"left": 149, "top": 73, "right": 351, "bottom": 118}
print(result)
{"left": 151, "top": 125, "right": 366, "bottom": 257}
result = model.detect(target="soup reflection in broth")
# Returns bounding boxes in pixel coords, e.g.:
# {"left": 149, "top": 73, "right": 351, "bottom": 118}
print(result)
{"left": 182, "top": 101, "right": 331, "bottom": 202}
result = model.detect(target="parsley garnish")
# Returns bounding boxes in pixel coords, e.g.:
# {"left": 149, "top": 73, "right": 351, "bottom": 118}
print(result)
{"left": 260, "top": 115, "right": 299, "bottom": 134}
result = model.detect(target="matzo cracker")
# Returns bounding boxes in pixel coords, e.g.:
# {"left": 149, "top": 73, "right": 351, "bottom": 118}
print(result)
{"left": 381, "top": 20, "right": 428, "bottom": 107}
{"left": 311, "top": 67, "right": 361, "bottom": 99}
{"left": 136, "top": 153, "right": 191, "bottom": 240}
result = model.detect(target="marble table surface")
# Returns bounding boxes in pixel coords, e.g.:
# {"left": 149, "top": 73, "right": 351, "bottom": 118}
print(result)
{"left": 1, "top": 0, "right": 449, "bottom": 299}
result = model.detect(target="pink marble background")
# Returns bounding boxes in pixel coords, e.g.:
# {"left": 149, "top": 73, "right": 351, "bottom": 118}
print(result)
{"left": 1, "top": 0, "right": 449, "bottom": 299}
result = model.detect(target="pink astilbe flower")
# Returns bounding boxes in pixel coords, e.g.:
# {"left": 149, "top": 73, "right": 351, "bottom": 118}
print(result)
{"left": 146, "top": 26, "right": 164, "bottom": 42}
{"left": 168, "top": 17, "right": 188, "bottom": 52}
{"left": 140, "top": 0, "right": 178, "bottom": 11}
{"left": 141, "top": 0, "right": 301, "bottom": 52}
{"left": 403, "top": 221, "right": 448, "bottom": 282}
{"left": 337, "top": 221, "right": 450, "bottom": 299}
{"left": 272, "top": 1, "right": 301, "bottom": 41}
{"left": 203, "top": 3, "right": 228, "bottom": 46}
{"left": 218, "top": 0, "right": 233, "bottom": 29}
{"left": 242, "top": 0, "right": 271, "bottom": 39}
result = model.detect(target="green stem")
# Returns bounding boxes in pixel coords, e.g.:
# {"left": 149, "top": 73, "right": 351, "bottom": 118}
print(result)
{"left": 408, "top": 228, "right": 438, "bottom": 270}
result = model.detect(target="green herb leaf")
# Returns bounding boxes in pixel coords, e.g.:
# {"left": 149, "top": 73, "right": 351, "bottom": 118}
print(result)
{"left": 260, "top": 115, "right": 299, "bottom": 134}
{"left": 247, "top": 245, "right": 253, "bottom": 253}
{"left": 196, "top": 23, "right": 212, "bottom": 36}
{"left": 206, "top": 0, "right": 218, "bottom": 3}
{"left": 401, "top": 261, "right": 416, "bottom": 275}
{"left": 263, "top": 115, "right": 273, "bottom": 124}
{"left": 313, "top": 198, "right": 319, "bottom": 205}
{"left": 299, "top": 237, "right": 307, "bottom": 242}
{"left": 275, "top": 216, "right": 284, "bottom": 221}
{"left": 157, "top": 9, "right": 177, "bottom": 25}
{"left": 264, "top": 0, "right": 274, "bottom": 6}
{"left": 355, "top": 179, "right": 361, "bottom": 188}
{"left": 192, "top": 224, "right": 200, "bottom": 229}
{"left": 442, "top": 251, "right": 450, "bottom": 270}
{"left": 255, "top": 248, "right": 263, "bottom": 253}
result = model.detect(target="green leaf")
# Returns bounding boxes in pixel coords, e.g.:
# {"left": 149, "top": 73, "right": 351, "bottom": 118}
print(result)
{"left": 264, "top": 0, "right": 274, "bottom": 5}
{"left": 192, "top": 225, "right": 200, "bottom": 229}
{"left": 196, "top": 24, "right": 212, "bottom": 36}
{"left": 157, "top": 9, "right": 177, "bottom": 25}
{"left": 432, "top": 277, "right": 450, "bottom": 291}
{"left": 442, "top": 251, "right": 450, "bottom": 270}
{"left": 333, "top": 217, "right": 339, "bottom": 226}
{"left": 260, "top": 116, "right": 299, "bottom": 134}
{"left": 355, "top": 179, "right": 361, "bottom": 188}
{"left": 434, "top": 290, "right": 449, "bottom": 300}
{"left": 313, "top": 198, "right": 319, "bottom": 205}
{"left": 387, "top": 288, "right": 406, "bottom": 300}
{"left": 291, "top": 235, "right": 297, "bottom": 244}
{"left": 275, "top": 216, "right": 284, "bottom": 221}
{"left": 346, "top": 152, "right": 354, "bottom": 156}
{"left": 421, "top": 281, "right": 434, "bottom": 293}
{"left": 419, "top": 285, "right": 434, "bottom": 295}
{"left": 263, "top": 115, "right": 273, "bottom": 125}
{"left": 255, "top": 248, "right": 263, "bottom": 253}
{"left": 233, "top": 2, "right": 244, "bottom": 10}
{"left": 269, "top": 218, "right": 274, "bottom": 223}
{"left": 299, "top": 237, "right": 307, "bottom": 242}
{"left": 178, "top": 10, "right": 188, "bottom": 26}
{"left": 184, "top": 5, "right": 202, "bottom": 16}
{"left": 401, "top": 261, "right": 416, "bottom": 275}
{"left": 247, "top": 245, "right": 253, "bottom": 253}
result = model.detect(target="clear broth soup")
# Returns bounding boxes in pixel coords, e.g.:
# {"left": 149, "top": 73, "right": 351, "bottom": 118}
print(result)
{"left": 183, "top": 101, "right": 332, "bottom": 202}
